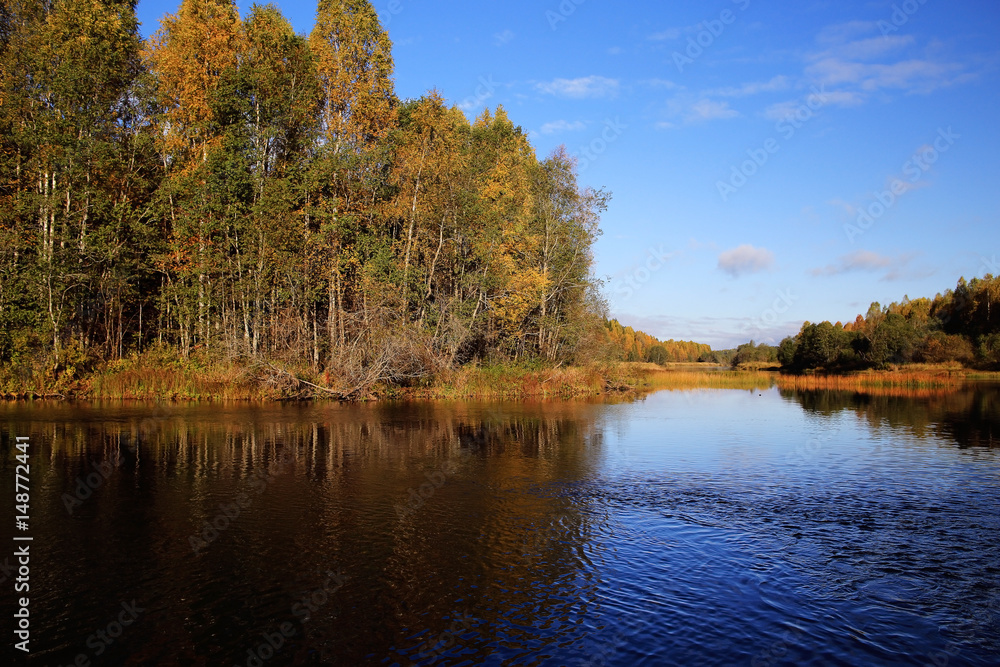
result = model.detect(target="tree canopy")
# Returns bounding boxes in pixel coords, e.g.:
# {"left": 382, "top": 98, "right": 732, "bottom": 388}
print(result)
{"left": 0, "top": 0, "right": 619, "bottom": 391}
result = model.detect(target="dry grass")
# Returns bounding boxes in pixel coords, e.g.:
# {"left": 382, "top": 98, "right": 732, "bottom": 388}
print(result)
{"left": 641, "top": 369, "right": 777, "bottom": 391}
{"left": 10, "top": 354, "right": 998, "bottom": 403}
{"left": 83, "top": 359, "right": 264, "bottom": 400}
{"left": 776, "top": 369, "right": 965, "bottom": 392}
{"left": 412, "top": 363, "right": 639, "bottom": 400}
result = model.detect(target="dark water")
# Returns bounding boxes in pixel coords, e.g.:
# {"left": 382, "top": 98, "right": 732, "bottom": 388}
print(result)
{"left": 1, "top": 385, "right": 999, "bottom": 666}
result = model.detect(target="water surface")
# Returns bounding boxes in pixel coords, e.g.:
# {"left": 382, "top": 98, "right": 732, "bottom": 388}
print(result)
{"left": 1, "top": 386, "right": 999, "bottom": 665}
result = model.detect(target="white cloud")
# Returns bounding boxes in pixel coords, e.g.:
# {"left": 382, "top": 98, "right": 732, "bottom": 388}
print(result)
{"left": 644, "top": 78, "right": 680, "bottom": 90}
{"left": 804, "top": 22, "right": 969, "bottom": 97}
{"left": 812, "top": 35, "right": 915, "bottom": 62}
{"left": 709, "top": 76, "right": 790, "bottom": 98}
{"left": 649, "top": 28, "right": 682, "bottom": 41}
{"left": 809, "top": 251, "right": 928, "bottom": 281}
{"left": 762, "top": 89, "right": 864, "bottom": 121}
{"left": 827, "top": 198, "right": 857, "bottom": 218}
{"left": 494, "top": 29, "right": 515, "bottom": 47}
{"left": 718, "top": 245, "right": 775, "bottom": 277}
{"left": 539, "top": 120, "right": 587, "bottom": 135}
{"left": 659, "top": 95, "right": 740, "bottom": 127}
{"left": 816, "top": 21, "right": 878, "bottom": 46}
{"left": 810, "top": 250, "right": 894, "bottom": 277}
{"left": 806, "top": 57, "right": 964, "bottom": 94}
{"left": 690, "top": 99, "right": 740, "bottom": 121}
{"left": 536, "top": 76, "right": 619, "bottom": 99}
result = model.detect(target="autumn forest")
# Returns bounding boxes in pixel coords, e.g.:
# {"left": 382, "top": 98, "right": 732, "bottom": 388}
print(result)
{"left": 2, "top": 1, "right": 997, "bottom": 398}
{"left": 0, "top": 0, "right": 650, "bottom": 394}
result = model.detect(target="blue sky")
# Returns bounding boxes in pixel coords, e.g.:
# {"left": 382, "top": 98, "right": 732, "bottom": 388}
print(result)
{"left": 137, "top": 0, "right": 1000, "bottom": 348}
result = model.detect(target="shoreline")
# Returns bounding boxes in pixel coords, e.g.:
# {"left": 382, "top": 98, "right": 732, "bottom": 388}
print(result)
{"left": 2, "top": 360, "right": 998, "bottom": 402}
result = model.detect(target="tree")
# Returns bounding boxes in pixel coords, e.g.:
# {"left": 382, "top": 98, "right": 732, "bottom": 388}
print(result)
{"left": 144, "top": 0, "right": 243, "bottom": 355}
{"left": 530, "top": 146, "right": 607, "bottom": 360}
{"left": 308, "top": 0, "right": 396, "bottom": 356}
{"left": 0, "top": 0, "right": 150, "bottom": 367}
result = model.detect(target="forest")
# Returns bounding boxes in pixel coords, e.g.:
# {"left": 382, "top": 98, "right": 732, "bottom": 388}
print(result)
{"left": 0, "top": 0, "right": 664, "bottom": 394}
{"left": 737, "top": 275, "right": 1000, "bottom": 372}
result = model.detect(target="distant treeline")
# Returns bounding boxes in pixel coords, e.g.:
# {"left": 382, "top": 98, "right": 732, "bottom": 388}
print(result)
{"left": 604, "top": 319, "right": 713, "bottom": 363}
{"left": 0, "top": 0, "right": 612, "bottom": 390}
{"left": 737, "top": 275, "right": 1000, "bottom": 372}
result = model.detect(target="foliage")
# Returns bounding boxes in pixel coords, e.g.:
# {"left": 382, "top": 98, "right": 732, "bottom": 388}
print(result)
{"left": 603, "top": 319, "right": 712, "bottom": 364}
{"left": 731, "top": 341, "right": 778, "bottom": 368}
{"left": 0, "top": 0, "right": 621, "bottom": 395}
{"left": 780, "top": 275, "right": 1000, "bottom": 372}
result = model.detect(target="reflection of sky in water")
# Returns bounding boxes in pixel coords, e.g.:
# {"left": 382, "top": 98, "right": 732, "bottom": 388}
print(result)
{"left": 588, "top": 387, "right": 1000, "bottom": 666}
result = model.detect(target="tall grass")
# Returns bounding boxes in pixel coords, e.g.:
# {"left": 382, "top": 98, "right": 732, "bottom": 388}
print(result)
{"left": 775, "top": 370, "right": 965, "bottom": 391}
{"left": 10, "top": 354, "right": 996, "bottom": 402}
{"left": 641, "top": 369, "right": 776, "bottom": 391}
{"left": 415, "top": 362, "right": 639, "bottom": 400}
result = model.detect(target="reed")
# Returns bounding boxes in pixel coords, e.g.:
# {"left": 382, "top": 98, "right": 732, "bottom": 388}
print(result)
{"left": 81, "top": 355, "right": 295, "bottom": 401}
{"left": 775, "top": 370, "right": 965, "bottom": 391}
{"left": 9, "top": 354, "right": 997, "bottom": 402}
{"left": 415, "top": 362, "right": 638, "bottom": 400}
{"left": 640, "top": 369, "right": 777, "bottom": 391}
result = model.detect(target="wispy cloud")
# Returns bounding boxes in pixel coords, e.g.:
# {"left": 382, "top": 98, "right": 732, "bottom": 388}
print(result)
{"left": 643, "top": 78, "right": 680, "bottom": 90}
{"left": 709, "top": 76, "right": 790, "bottom": 98}
{"left": 648, "top": 27, "right": 683, "bottom": 41}
{"left": 538, "top": 120, "right": 587, "bottom": 135}
{"left": 536, "top": 76, "right": 620, "bottom": 99}
{"left": 762, "top": 90, "right": 863, "bottom": 121}
{"left": 493, "top": 29, "right": 515, "bottom": 47}
{"left": 658, "top": 95, "right": 740, "bottom": 128}
{"left": 718, "top": 245, "right": 775, "bottom": 277}
{"left": 810, "top": 250, "right": 894, "bottom": 276}
{"left": 815, "top": 21, "right": 878, "bottom": 46}
{"left": 806, "top": 58, "right": 966, "bottom": 94}
{"left": 691, "top": 99, "right": 740, "bottom": 121}
{"left": 809, "top": 251, "right": 928, "bottom": 281}
{"left": 804, "top": 22, "right": 971, "bottom": 96}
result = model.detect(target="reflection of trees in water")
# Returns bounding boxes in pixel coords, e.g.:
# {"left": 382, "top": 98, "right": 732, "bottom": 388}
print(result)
{"left": 0, "top": 399, "right": 615, "bottom": 665}
{"left": 782, "top": 385, "right": 1000, "bottom": 448}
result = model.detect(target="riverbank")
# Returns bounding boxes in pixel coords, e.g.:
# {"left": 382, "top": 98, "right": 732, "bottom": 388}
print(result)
{"left": 0, "top": 353, "right": 654, "bottom": 401}
{"left": 3, "top": 356, "right": 998, "bottom": 401}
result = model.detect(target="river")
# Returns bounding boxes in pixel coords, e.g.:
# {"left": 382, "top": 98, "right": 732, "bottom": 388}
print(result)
{"left": 1, "top": 385, "right": 998, "bottom": 665}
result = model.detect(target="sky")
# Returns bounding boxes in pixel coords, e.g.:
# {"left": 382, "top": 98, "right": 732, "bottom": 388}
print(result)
{"left": 136, "top": 0, "right": 1000, "bottom": 349}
